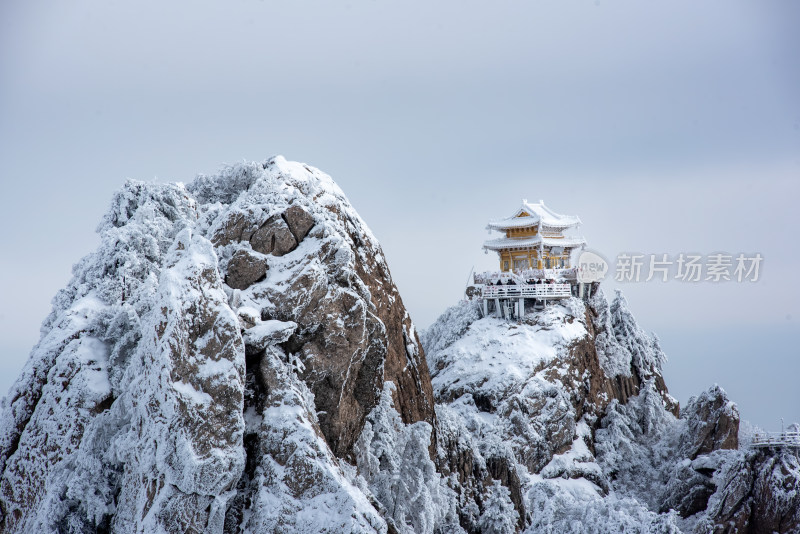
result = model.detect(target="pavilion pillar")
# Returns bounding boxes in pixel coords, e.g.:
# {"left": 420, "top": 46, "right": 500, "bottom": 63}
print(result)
{"left": 483, "top": 298, "right": 488, "bottom": 317}
{"left": 519, "top": 298, "right": 525, "bottom": 319}
{"left": 495, "top": 298, "right": 501, "bottom": 318}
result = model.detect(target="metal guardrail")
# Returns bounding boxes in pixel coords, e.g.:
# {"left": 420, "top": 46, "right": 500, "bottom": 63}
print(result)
{"left": 482, "top": 283, "right": 572, "bottom": 299}
{"left": 751, "top": 431, "right": 800, "bottom": 448}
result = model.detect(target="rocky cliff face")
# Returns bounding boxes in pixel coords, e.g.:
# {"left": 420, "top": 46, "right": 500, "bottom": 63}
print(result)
{"left": 0, "top": 157, "right": 796, "bottom": 534}
{"left": 422, "top": 293, "right": 797, "bottom": 534}
{"left": 423, "top": 292, "right": 689, "bottom": 532}
{"left": 0, "top": 157, "right": 434, "bottom": 533}
{"left": 699, "top": 424, "right": 800, "bottom": 534}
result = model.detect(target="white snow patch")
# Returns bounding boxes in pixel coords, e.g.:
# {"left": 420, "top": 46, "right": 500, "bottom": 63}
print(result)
{"left": 172, "top": 380, "right": 214, "bottom": 405}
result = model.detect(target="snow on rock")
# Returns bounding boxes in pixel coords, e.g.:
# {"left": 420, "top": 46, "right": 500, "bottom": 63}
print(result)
{"left": 104, "top": 229, "right": 245, "bottom": 533}
{"left": 0, "top": 295, "right": 113, "bottom": 532}
{"left": 354, "top": 383, "right": 460, "bottom": 534}
{"left": 680, "top": 385, "right": 739, "bottom": 460}
{"left": 423, "top": 290, "right": 794, "bottom": 533}
{"left": 0, "top": 157, "right": 434, "bottom": 533}
{"left": 698, "top": 441, "right": 800, "bottom": 533}
{"left": 426, "top": 301, "right": 586, "bottom": 406}
{"left": 424, "top": 292, "right": 676, "bottom": 486}
{"left": 195, "top": 156, "right": 435, "bottom": 458}
{"left": 241, "top": 319, "right": 297, "bottom": 351}
{"left": 425, "top": 296, "right": 620, "bottom": 530}
{"left": 226, "top": 346, "right": 386, "bottom": 533}
{"left": 2, "top": 155, "right": 796, "bottom": 533}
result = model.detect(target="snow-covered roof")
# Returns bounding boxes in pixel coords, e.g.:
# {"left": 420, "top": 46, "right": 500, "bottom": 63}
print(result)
{"left": 486, "top": 216, "right": 540, "bottom": 230}
{"left": 482, "top": 234, "right": 587, "bottom": 251}
{"left": 486, "top": 200, "right": 581, "bottom": 231}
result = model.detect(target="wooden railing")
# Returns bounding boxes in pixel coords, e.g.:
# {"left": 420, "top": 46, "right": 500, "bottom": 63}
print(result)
{"left": 751, "top": 431, "right": 800, "bottom": 449}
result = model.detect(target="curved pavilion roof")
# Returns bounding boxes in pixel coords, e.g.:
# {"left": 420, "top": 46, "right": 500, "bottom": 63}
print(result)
{"left": 486, "top": 200, "right": 581, "bottom": 231}
{"left": 482, "top": 234, "right": 587, "bottom": 252}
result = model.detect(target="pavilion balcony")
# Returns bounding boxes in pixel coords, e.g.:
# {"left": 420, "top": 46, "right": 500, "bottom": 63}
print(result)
{"left": 482, "top": 283, "right": 572, "bottom": 300}
{"left": 474, "top": 268, "right": 578, "bottom": 285}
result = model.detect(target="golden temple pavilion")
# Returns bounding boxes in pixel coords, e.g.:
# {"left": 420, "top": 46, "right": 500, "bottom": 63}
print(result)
{"left": 483, "top": 199, "right": 586, "bottom": 272}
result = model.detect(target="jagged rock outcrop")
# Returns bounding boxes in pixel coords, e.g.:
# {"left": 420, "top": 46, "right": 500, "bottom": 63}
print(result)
{"left": 196, "top": 161, "right": 435, "bottom": 459}
{"left": 654, "top": 387, "right": 740, "bottom": 520}
{"left": 700, "top": 445, "right": 800, "bottom": 534}
{"left": 423, "top": 292, "right": 689, "bottom": 532}
{"left": 0, "top": 155, "right": 796, "bottom": 533}
{"left": 0, "top": 157, "right": 434, "bottom": 533}
{"left": 423, "top": 292, "right": 796, "bottom": 533}
{"left": 682, "top": 386, "right": 739, "bottom": 460}
{"left": 224, "top": 331, "right": 386, "bottom": 533}
{"left": 225, "top": 248, "right": 268, "bottom": 290}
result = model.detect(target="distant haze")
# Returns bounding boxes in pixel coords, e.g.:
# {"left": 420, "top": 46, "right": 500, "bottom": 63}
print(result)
{"left": 1, "top": 1, "right": 798, "bottom": 430}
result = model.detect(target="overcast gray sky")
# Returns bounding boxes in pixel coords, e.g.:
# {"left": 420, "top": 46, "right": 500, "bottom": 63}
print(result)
{"left": 1, "top": 0, "right": 798, "bottom": 430}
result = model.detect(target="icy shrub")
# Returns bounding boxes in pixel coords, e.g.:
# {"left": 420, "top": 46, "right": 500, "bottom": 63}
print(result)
{"left": 594, "top": 380, "right": 680, "bottom": 509}
{"left": 420, "top": 300, "right": 482, "bottom": 359}
{"left": 188, "top": 160, "right": 265, "bottom": 205}
{"left": 355, "top": 384, "right": 458, "bottom": 534}
{"left": 609, "top": 290, "right": 667, "bottom": 380}
{"left": 588, "top": 289, "right": 633, "bottom": 378}
{"left": 525, "top": 480, "right": 682, "bottom": 534}
{"left": 44, "top": 180, "right": 197, "bottom": 334}
{"left": 478, "top": 480, "right": 517, "bottom": 534}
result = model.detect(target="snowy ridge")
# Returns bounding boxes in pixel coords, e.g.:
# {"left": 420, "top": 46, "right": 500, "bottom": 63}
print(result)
{"left": 425, "top": 301, "right": 586, "bottom": 404}
{"left": 423, "top": 291, "right": 798, "bottom": 533}
{"left": 0, "top": 157, "right": 433, "bottom": 533}
{"left": 2, "top": 156, "right": 798, "bottom": 533}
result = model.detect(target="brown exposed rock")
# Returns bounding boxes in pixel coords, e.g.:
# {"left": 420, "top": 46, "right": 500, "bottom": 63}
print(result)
{"left": 225, "top": 342, "right": 385, "bottom": 532}
{"left": 250, "top": 217, "right": 297, "bottom": 256}
{"left": 254, "top": 207, "right": 435, "bottom": 460}
{"left": 682, "top": 385, "right": 739, "bottom": 460}
{"left": 485, "top": 456, "right": 525, "bottom": 531}
{"left": 225, "top": 249, "right": 267, "bottom": 290}
{"left": 212, "top": 207, "right": 306, "bottom": 258}
{"left": 706, "top": 449, "right": 800, "bottom": 534}
{"left": 282, "top": 205, "right": 315, "bottom": 242}
{"left": 236, "top": 307, "right": 260, "bottom": 330}
{"left": 211, "top": 209, "right": 260, "bottom": 247}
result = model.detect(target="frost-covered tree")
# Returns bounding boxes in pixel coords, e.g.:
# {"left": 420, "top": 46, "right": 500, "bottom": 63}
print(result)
{"left": 478, "top": 480, "right": 517, "bottom": 534}
{"left": 525, "top": 480, "right": 682, "bottom": 534}
{"left": 609, "top": 290, "right": 667, "bottom": 381}
{"left": 594, "top": 379, "right": 679, "bottom": 508}
{"left": 355, "top": 384, "right": 458, "bottom": 534}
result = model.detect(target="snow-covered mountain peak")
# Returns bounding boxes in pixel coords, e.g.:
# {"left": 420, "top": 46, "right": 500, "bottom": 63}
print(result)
{"left": 0, "top": 158, "right": 434, "bottom": 533}
{"left": 2, "top": 158, "right": 797, "bottom": 533}
{"left": 425, "top": 300, "right": 588, "bottom": 405}
{"left": 423, "top": 289, "right": 797, "bottom": 532}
